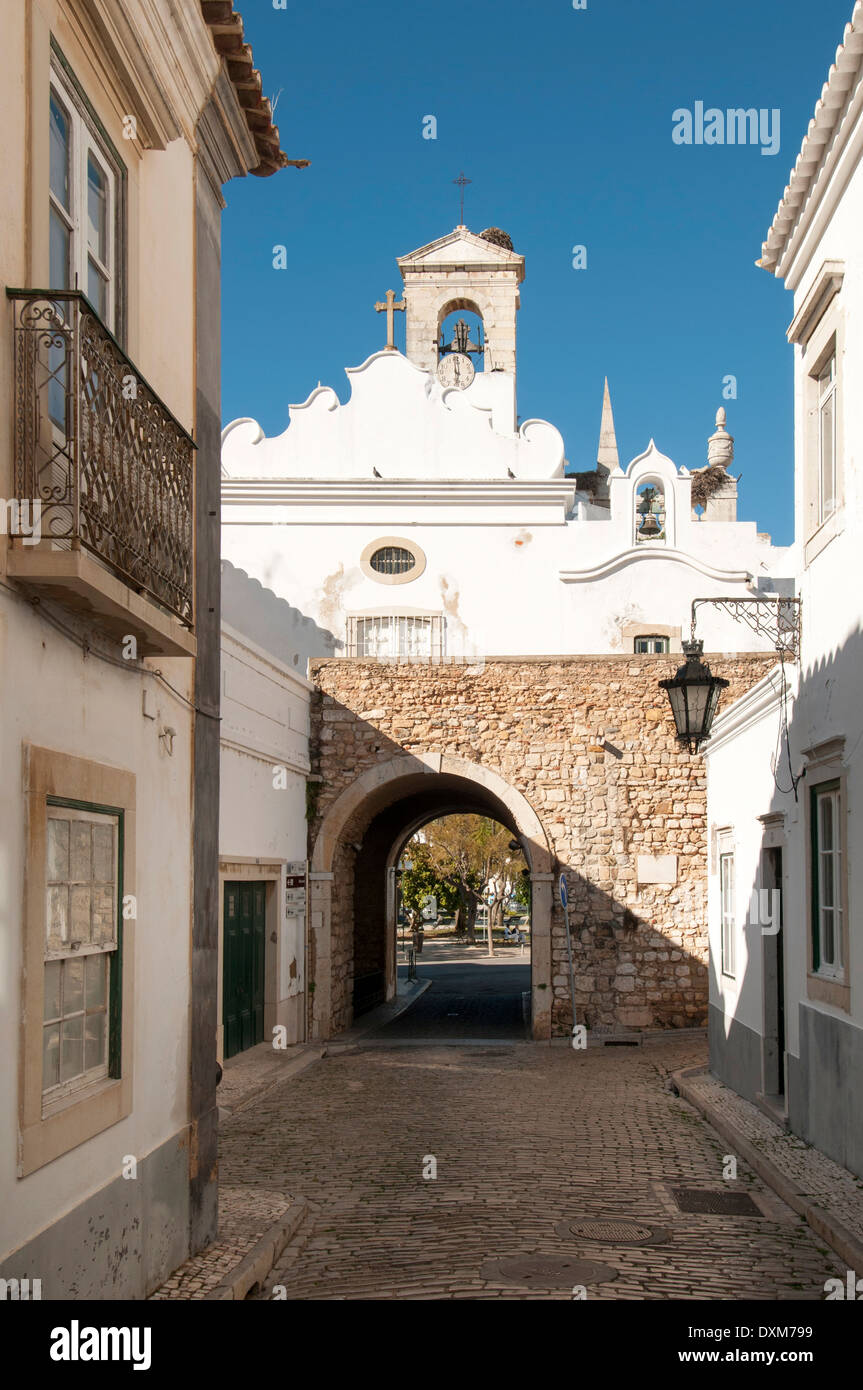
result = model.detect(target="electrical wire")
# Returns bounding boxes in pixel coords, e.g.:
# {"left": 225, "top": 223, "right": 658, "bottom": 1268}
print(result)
{"left": 770, "top": 649, "right": 801, "bottom": 800}
{"left": 0, "top": 575, "right": 221, "bottom": 720}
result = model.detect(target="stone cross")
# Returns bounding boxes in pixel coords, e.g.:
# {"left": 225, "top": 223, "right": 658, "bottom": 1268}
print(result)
{"left": 374, "top": 289, "right": 406, "bottom": 350}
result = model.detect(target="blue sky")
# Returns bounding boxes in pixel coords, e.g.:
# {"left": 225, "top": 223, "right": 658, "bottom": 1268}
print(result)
{"left": 221, "top": 0, "right": 854, "bottom": 547}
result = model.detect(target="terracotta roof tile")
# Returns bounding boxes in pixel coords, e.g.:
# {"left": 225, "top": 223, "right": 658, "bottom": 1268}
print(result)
{"left": 200, "top": 1, "right": 309, "bottom": 177}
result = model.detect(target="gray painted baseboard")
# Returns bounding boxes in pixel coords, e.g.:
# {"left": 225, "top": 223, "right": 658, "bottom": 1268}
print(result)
{"left": 790, "top": 1002, "right": 863, "bottom": 1180}
{"left": 708, "top": 1002, "right": 762, "bottom": 1104}
{"left": 0, "top": 1126, "right": 190, "bottom": 1300}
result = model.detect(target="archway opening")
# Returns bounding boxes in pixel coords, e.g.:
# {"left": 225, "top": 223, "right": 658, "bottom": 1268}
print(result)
{"left": 310, "top": 756, "right": 553, "bottom": 1041}
{"left": 384, "top": 813, "right": 531, "bottom": 1040}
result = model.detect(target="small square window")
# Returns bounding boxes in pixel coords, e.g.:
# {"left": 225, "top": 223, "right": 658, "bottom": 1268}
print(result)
{"left": 634, "top": 635, "right": 669, "bottom": 654}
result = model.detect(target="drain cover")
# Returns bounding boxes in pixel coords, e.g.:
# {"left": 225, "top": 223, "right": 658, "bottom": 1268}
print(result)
{"left": 671, "top": 1188, "right": 762, "bottom": 1216}
{"left": 555, "top": 1219, "right": 670, "bottom": 1246}
{"left": 481, "top": 1256, "right": 617, "bottom": 1287}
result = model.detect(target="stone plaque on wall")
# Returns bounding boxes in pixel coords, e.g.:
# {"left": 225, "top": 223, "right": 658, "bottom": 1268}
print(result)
{"left": 636, "top": 854, "right": 678, "bottom": 885}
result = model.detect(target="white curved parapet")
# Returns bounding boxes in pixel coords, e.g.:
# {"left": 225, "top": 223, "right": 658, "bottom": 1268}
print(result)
{"left": 220, "top": 349, "right": 565, "bottom": 482}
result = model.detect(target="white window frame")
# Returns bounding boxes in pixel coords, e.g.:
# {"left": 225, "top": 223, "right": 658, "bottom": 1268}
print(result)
{"left": 49, "top": 61, "right": 118, "bottom": 331}
{"left": 719, "top": 850, "right": 736, "bottom": 979}
{"left": 816, "top": 352, "right": 837, "bottom": 526}
{"left": 634, "top": 635, "right": 670, "bottom": 654}
{"left": 42, "top": 803, "right": 121, "bottom": 1112}
{"left": 812, "top": 782, "right": 843, "bottom": 979}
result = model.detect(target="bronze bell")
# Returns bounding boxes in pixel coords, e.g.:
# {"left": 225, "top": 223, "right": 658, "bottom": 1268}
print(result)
{"left": 639, "top": 510, "right": 662, "bottom": 538}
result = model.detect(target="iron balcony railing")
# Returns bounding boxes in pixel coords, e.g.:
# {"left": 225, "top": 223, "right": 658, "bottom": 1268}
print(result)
{"left": 7, "top": 289, "right": 195, "bottom": 626}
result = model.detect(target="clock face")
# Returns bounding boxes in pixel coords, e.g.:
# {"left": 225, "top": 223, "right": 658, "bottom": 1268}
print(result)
{"left": 437, "top": 352, "right": 475, "bottom": 390}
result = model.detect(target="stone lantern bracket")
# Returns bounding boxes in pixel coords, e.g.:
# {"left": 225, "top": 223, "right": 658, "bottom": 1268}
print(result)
{"left": 690, "top": 596, "right": 801, "bottom": 661}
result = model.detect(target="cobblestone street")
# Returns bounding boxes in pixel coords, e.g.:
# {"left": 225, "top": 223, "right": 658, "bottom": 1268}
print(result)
{"left": 217, "top": 1021, "right": 841, "bottom": 1300}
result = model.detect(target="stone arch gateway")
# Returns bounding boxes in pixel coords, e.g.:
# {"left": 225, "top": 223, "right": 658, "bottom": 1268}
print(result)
{"left": 306, "top": 656, "right": 775, "bottom": 1049}
{"left": 308, "top": 753, "right": 554, "bottom": 1040}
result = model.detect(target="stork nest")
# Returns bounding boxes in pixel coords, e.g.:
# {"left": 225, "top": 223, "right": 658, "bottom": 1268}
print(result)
{"left": 480, "top": 227, "right": 514, "bottom": 251}
{"left": 690, "top": 465, "right": 730, "bottom": 508}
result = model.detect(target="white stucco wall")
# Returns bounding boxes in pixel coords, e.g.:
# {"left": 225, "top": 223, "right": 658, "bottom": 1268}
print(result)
{"left": 704, "top": 669, "right": 800, "bottom": 1054}
{"left": 0, "top": 602, "right": 194, "bottom": 1258}
{"left": 0, "top": 0, "right": 207, "bottom": 1276}
{"left": 780, "top": 83, "right": 863, "bottom": 1038}
{"left": 219, "top": 624, "right": 312, "bottom": 1049}
{"left": 221, "top": 358, "right": 792, "bottom": 662}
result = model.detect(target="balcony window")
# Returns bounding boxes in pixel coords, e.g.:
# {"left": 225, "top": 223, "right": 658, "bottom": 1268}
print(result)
{"left": 7, "top": 289, "right": 195, "bottom": 651}
{"left": 634, "top": 635, "right": 670, "bottom": 654}
{"left": 49, "top": 65, "right": 118, "bottom": 332}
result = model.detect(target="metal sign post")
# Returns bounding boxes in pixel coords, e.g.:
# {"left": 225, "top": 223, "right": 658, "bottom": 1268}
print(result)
{"left": 559, "top": 874, "right": 578, "bottom": 1043}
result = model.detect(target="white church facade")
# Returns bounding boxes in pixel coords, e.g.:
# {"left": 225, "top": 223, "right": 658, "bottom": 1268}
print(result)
{"left": 221, "top": 226, "right": 792, "bottom": 668}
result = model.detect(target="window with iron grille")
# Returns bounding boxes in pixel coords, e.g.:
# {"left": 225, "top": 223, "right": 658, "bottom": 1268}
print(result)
{"left": 347, "top": 615, "right": 444, "bottom": 660}
{"left": 43, "top": 801, "right": 122, "bottom": 1103}
{"left": 369, "top": 546, "right": 416, "bottom": 576}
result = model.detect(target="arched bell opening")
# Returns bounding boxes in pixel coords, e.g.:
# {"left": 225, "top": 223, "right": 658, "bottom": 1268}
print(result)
{"left": 635, "top": 478, "right": 667, "bottom": 543}
{"left": 437, "top": 297, "right": 486, "bottom": 371}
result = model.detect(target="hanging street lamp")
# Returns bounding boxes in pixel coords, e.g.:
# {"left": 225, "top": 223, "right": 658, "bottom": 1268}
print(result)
{"left": 659, "top": 640, "right": 729, "bottom": 755}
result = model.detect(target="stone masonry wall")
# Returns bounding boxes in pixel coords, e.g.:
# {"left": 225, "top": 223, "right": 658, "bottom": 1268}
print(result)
{"left": 308, "top": 655, "right": 773, "bottom": 1037}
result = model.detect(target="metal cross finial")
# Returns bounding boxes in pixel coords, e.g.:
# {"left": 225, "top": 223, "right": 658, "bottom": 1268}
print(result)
{"left": 374, "top": 288, "right": 406, "bottom": 350}
{"left": 453, "top": 171, "right": 472, "bottom": 226}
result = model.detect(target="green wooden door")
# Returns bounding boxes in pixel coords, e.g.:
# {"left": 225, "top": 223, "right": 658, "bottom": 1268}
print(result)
{"left": 223, "top": 881, "right": 266, "bottom": 1059}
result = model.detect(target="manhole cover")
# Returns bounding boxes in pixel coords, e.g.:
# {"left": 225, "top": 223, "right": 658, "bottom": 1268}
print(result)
{"left": 555, "top": 1219, "right": 670, "bottom": 1246}
{"left": 481, "top": 1256, "right": 618, "bottom": 1287}
{"left": 671, "top": 1188, "right": 762, "bottom": 1216}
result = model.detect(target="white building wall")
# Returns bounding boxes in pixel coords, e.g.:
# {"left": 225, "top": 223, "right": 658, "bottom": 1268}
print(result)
{"left": 0, "top": 604, "right": 194, "bottom": 1275}
{"left": 218, "top": 625, "right": 312, "bottom": 1051}
{"left": 705, "top": 7, "right": 863, "bottom": 1175}
{"left": 222, "top": 366, "right": 792, "bottom": 662}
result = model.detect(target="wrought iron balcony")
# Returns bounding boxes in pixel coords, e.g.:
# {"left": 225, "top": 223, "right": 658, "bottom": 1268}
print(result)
{"left": 6, "top": 290, "right": 195, "bottom": 655}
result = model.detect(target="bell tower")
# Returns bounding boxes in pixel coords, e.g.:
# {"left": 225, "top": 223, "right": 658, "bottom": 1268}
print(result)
{"left": 396, "top": 226, "right": 525, "bottom": 382}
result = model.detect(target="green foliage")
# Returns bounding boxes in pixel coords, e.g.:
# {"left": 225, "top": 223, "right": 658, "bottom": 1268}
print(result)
{"left": 514, "top": 873, "right": 531, "bottom": 909}
{"left": 400, "top": 845, "right": 460, "bottom": 916}
{"left": 400, "top": 815, "right": 529, "bottom": 936}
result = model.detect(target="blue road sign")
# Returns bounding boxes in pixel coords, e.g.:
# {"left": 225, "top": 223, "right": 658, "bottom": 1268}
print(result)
{"left": 559, "top": 874, "right": 568, "bottom": 909}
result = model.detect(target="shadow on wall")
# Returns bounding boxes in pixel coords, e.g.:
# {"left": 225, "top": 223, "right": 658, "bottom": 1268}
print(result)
{"left": 710, "top": 625, "right": 863, "bottom": 1178}
{"left": 221, "top": 559, "right": 339, "bottom": 669}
